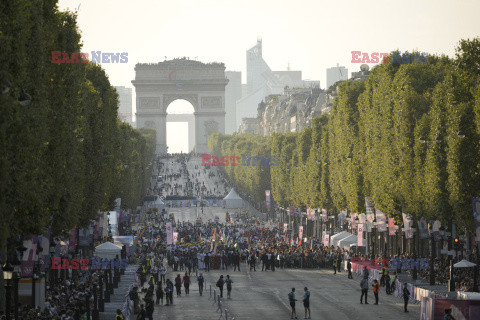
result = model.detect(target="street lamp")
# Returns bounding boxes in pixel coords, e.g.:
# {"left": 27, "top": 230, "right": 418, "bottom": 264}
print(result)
{"left": 12, "top": 272, "right": 19, "bottom": 320}
{"left": 3, "top": 261, "right": 14, "bottom": 320}
{"left": 429, "top": 223, "right": 436, "bottom": 285}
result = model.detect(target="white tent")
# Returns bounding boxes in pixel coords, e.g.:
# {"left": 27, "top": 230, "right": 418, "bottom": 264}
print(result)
{"left": 338, "top": 234, "right": 357, "bottom": 249}
{"left": 144, "top": 195, "right": 165, "bottom": 210}
{"left": 94, "top": 242, "right": 122, "bottom": 259}
{"left": 223, "top": 188, "right": 244, "bottom": 209}
{"left": 454, "top": 259, "right": 477, "bottom": 268}
{"left": 330, "top": 231, "right": 352, "bottom": 247}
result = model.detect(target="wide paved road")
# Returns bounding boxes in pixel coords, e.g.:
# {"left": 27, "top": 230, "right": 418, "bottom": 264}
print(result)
{"left": 149, "top": 206, "right": 420, "bottom": 320}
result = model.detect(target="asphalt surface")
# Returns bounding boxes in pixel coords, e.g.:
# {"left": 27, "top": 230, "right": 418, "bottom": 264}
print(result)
{"left": 145, "top": 206, "right": 420, "bottom": 320}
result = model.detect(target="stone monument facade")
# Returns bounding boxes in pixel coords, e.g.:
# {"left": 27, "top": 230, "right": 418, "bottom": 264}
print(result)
{"left": 132, "top": 58, "right": 228, "bottom": 153}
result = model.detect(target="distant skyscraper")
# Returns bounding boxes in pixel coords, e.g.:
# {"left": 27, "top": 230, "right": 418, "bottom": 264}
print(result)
{"left": 115, "top": 86, "right": 133, "bottom": 125}
{"left": 237, "top": 39, "right": 286, "bottom": 129}
{"left": 236, "top": 39, "right": 320, "bottom": 130}
{"left": 225, "top": 71, "right": 242, "bottom": 134}
{"left": 326, "top": 64, "right": 348, "bottom": 90}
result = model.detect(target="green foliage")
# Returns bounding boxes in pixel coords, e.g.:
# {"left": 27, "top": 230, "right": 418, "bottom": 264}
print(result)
{"left": 209, "top": 38, "right": 480, "bottom": 228}
{"left": 0, "top": 1, "right": 156, "bottom": 244}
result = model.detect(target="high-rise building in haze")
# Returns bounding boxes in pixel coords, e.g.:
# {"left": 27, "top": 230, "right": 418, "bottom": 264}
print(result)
{"left": 115, "top": 86, "right": 133, "bottom": 126}
{"left": 224, "top": 71, "right": 242, "bottom": 134}
{"left": 326, "top": 64, "right": 348, "bottom": 90}
{"left": 235, "top": 39, "right": 317, "bottom": 130}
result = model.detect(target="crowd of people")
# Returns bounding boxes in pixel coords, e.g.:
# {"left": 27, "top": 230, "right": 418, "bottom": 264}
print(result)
{"left": 149, "top": 154, "right": 231, "bottom": 199}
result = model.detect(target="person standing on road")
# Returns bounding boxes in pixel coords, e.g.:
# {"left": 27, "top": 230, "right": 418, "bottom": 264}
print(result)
{"left": 402, "top": 282, "right": 410, "bottom": 312}
{"left": 347, "top": 259, "right": 353, "bottom": 279}
{"left": 372, "top": 279, "right": 379, "bottom": 304}
{"left": 385, "top": 273, "right": 391, "bottom": 295}
{"left": 205, "top": 252, "right": 210, "bottom": 272}
{"left": 360, "top": 275, "right": 369, "bottom": 304}
{"left": 288, "top": 288, "right": 298, "bottom": 320}
{"left": 183, "top": 272, "right": 191, "bottom": 295}
{"left": 197, "top": 273, "right": 204, "bottom": 296}
{"left": 362, "top": 266, "right": 369, "bottom": 278}
{"left": 225, "top": 275, "right": 233, "bottom": 299}
{"left": 233, "top": 252, "right": 241, "bottom": 271}
{"left": 116, "top": 309, "right": 125, "bottom": 320}
{"left": 155, "top": 282, "right": 163, "bottom": 305}
{"left": 380, "top": 266, "right": 387, "bottom": 287}
{"left": 175, "top": 274, "right": 182, "bottom": 296}
{"left": 145, "top": 298, "right": 154, "bottom": 320}
{"left": 303, "top": 287, "right": 311, "bottom": 319}
{"left": 249, "top": 252, "right": 256, "bottom": 271}
{"left": 216, "top": 275, "right": 225, "bottom": 298}
{"left": 333, "top": 258, "right": 337, "bottom": 274}
{"left": 159, "top": 264, "right": 166, "bottom": 284}
{"left": 391, "top": 272, "right": 397, "bottom": 293}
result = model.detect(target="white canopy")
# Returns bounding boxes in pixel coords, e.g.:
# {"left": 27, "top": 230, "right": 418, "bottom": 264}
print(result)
{"left": 454, "top": 259, "right": 477, "bottom": 268}
{"left": 338, "top": 234, "right": 357, "bottom": 249}
{"left": 330, "top": 231, "right": 352, "bottom": 247}
{"left": 223, "top": 188, "right": 244, "bottom": 209}
{"left": 94, "top": 241, "right": 122, "bottom": 259}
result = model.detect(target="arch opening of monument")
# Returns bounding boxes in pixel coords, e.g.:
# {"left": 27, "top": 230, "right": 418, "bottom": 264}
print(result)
{"left": 132, "top": 58, "right": 229, "bottom": 154}
{"left": 166, "top": 99, "right": 195, "bottom": 153}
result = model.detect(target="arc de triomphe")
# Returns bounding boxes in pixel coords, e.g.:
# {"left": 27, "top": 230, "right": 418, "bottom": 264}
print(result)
{"left": 132, "top": 58, "right": 229, "bottom": 154}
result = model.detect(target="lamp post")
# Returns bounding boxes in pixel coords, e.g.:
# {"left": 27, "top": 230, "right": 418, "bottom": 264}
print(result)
{"left": 92, "top": 283, "right": 99, "bottom": 320}
{"left": 3, "top": 262, "right": 13, "bottom": 320}
{"left": 472, "top": 247, "right": 479, "bottom": 292}
{"left": 13, "top": 272, "right": 19, "bottom": 320}
{"left": 429, "top": 223, "right": 436, "bottom": 285}
{"left": 108, "top": 268, "right": 114, "bottom": 294}
{"left": 31, "top": 261, "right": 40, "bottom": 307}
{"left": 103, "top": 270, "right": 110, "bottom": 303}
{"left": 85, "top": 290, "right": 91, "bottom": 320}
{"left": 99, "top": 274, "right": 105, "bottom": 311}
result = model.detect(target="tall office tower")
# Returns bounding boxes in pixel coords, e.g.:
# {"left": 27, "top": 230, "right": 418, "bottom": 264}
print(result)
{"left": 225, "top": 71, "right": 242, "bottom": 133}
{"left": 237, "top": 39, "right": 284, "bottom": 129}
{"left": 115, "top": 86, "right": 133, "bottom": 126}
{"left": 326, "top": 64, "right": 348, "bottom": 90}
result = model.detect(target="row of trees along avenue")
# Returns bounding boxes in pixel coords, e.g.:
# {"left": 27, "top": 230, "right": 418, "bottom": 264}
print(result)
{"left": 208, "top": 38, "right": 480, "bottom": 235}
{"left": 0, "top": 1, "right": 156, "bottom": 248}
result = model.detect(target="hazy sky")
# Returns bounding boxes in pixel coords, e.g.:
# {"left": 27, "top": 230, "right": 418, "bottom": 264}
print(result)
{"left": 58, "top": 0, "right": 480, "bottom": 152}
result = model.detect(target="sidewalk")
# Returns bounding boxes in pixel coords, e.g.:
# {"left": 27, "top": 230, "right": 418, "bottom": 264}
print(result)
{"left": 137, "top": 275, "right": 222, "bottom": 320}
{"left": 99, "top": 264, "right": 138, "bottom": 320}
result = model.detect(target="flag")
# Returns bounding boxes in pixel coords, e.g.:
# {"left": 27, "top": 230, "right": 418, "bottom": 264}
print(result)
{"left": 365, "top": 197, "right": 375, "bottom": 232}
{"left": 402, "top": 212, "right": 414, "bottom": 239}
{"left": 417, "top": 218, "right": 429, "bottom": 239}
{"left": 433, "top": 220, "right": 442, "bottom": 242}
{"left": 375, "top": 210, "right": 387, "bottom": 232}
{"left": 339, "top": 210, "right": 347, "bottom": 225}
{"left": 357, "top": 224, "right": 365, "bottom": 246}
{"left": 21, "top": 236, "right": 37, "bottom": 277}
{"left": 350, "top": 213, "right": 357, "bottom": 229}
{"left": 321, "top": 209, "right": 327, "bottom": 221}
{"left": 307, "top": 206, "right": 312, "bottom": 220}
{"left": 173, "top": 232, "right": 178, "bottom": 244}
{"left": 388, "top": 217, "right": 397, "bottom": 236}
{"left": 322, "top": 234, "right": 329, "bottom": 247}
{"left": 166, "top": 222, "right": 173, "bottom": 245}
{"left": 474, "top": 199, "right": 480, "bottom": 251}
{"left": 265, "top": 190, "right": 271, "bottom": 210}
{"left": 68, "top": 228, "right": 77, "bottom": 253}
